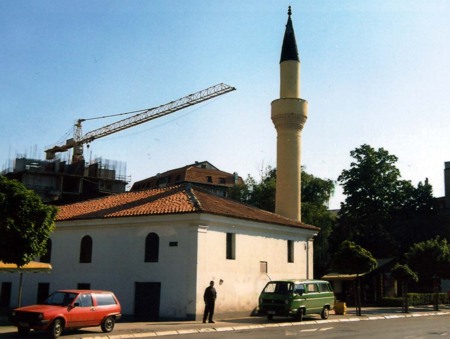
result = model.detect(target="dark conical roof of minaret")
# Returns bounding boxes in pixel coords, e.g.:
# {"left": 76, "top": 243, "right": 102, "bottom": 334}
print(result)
{"left": 280, "top": 6, "right": 300, "bottom": 63}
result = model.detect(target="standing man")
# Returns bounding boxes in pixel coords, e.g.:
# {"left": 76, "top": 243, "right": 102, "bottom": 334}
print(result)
{"left": 203, "top": 281, "right": 217, "bottom": 323}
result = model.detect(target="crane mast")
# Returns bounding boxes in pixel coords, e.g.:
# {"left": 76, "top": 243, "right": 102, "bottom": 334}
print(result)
{"left": 45, "top": 83, "right": 235, "bottom": 162}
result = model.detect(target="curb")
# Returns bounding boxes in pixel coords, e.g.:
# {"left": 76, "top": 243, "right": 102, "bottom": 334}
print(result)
{"left": 82, "top": 311, "right": 450, "bottom": 339}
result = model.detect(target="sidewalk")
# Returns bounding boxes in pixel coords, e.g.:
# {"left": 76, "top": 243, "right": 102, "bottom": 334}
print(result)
{"left": 1, "top": 305, "right": 450, "bottom": 338}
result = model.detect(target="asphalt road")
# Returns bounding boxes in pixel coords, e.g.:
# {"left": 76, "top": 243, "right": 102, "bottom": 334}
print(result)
{"left": 1, "top": 306, "right": 450, "bottom": 338}
{"left": 188, "top": 316, "right": 450, "bottom": 339}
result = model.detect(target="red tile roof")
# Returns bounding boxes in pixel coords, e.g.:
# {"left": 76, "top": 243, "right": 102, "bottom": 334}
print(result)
{"left": 131, "top": 161, "right": 243, "bottom": 191}
{"left": 56, "top": 184, "right": 318, "bottom": 231}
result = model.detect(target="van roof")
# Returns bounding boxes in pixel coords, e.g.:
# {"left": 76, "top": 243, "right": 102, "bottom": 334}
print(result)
{"left": 267, "top": 279, "right": 330, "bottom": 284}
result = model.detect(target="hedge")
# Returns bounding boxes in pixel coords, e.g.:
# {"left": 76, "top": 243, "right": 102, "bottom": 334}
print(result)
{"left": 380, "top": 293, "right": 449, "bottom": 307}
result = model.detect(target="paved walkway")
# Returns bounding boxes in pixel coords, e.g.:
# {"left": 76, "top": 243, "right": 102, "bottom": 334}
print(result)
{"left": 1, "top": 305, "right": 450, "bottom": 338}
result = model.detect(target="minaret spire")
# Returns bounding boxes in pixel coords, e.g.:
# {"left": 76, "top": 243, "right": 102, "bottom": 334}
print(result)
{"left": 271, "top": 7, "right": 308, "bottom": 221}
{"left": 280, "top": 6, "right": 299, "bottom": 63}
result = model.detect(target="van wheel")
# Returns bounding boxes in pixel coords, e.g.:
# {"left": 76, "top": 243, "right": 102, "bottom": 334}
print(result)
{"left": 321, "top": 306, "right": 330, "bottom": 319}
{"left": 18, "top": 325, "right": 30, "bottom": 336}
{"left": 48, "top": 318, "right": 64, "bottom": 338}
{"left": 294, "top": 309, "right": 303, "bottom": 322}
{"left": 101, "top": 316, "right": 115, "bottom": 333}
{"left": 267, "top": 314, "right": 273, "bottom": 321}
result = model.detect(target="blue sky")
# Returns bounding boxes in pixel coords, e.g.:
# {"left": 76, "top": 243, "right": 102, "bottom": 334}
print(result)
{"left": 1, "top": 0, "right": 449, "bottom": 209}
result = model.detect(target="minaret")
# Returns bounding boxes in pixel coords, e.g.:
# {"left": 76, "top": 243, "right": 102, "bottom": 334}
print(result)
{"left": 271, "top": 6, "right": 308, "bottom": 221}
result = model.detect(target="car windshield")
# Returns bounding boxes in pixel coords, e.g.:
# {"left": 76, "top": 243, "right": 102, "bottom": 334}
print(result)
{"left": 263, "top": 282, "right": 293, "bottom": 294}
{"left": 43, "top": 292, "right": 78, "bottom": 306}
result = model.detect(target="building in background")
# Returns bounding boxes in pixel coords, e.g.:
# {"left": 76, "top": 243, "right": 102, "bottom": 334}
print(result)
{"left": 1, "top": 156, "right": 128, "bottom": 204}
{"left": 131, "top": 161, "right": 243, "bottom": 198}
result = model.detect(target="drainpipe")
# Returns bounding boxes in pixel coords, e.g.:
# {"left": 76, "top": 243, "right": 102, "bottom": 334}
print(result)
{"left": 306, "top": 237, "right": 315, "bottom": 279}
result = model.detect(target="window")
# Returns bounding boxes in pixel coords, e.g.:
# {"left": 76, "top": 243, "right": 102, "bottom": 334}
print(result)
{"left": 263, "top": 282, "right": 292, "bottom": 294}
{"left": 226, "top": 233, "right": 235, "bottom": 260}
{"left": 76, "top": 293, "right": 93, "bottom": 307}
{"left": 79, "top": 236, "right": 93, "bottom": 263}
{"left": 319, "top": 283, "right": 332, "bottom": 292}
{"left": 294, "top": 284, "right": 305, "bottom": 294}
{"left": 37, "top": 283, "right": 50, "bottom": 304}
{"left": 145, "top": 233, "right": 159, "bottom": 262}
{"left": 287, "top": 240, "right": 294, "bottom": 263}
{"left": 306, "top": 283, "right": 319, "bottom": 293}
{"left": 260, "top": 261, "right": 268, "bottom": 273}
{"left": 0, "top": 282, "right": 12, "bottom": 307}
{"left": 77, "top": 283, "right": 91, "bottom": 290}
{"left": 207, "top": 176, "right": 213, "bottom": 183}
{"left": 40, "top": 239, "right": 52, "bottom": 263}
{"left": 219, "top": 178, "right": 226, "bottom": 184}
{"left": 94, "top": 293, "right": 117, "bottom": 306}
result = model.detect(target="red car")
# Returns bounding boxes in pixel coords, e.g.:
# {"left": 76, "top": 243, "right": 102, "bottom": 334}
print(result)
{"left": 10, "top": 289, "right": 122, "bottom": 338}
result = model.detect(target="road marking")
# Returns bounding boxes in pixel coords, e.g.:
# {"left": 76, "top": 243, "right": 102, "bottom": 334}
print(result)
{"left": 320, "top": 327, "right": 334, "bottom": 331}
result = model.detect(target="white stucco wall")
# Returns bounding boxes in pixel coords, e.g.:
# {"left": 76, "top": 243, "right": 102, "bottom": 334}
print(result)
{"left": 195, "top": 214, "right": 316, "bottom": 318}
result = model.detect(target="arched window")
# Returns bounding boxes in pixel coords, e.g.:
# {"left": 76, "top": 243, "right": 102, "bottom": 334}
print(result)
{"left": 145, "top": 233, "right": 159, "bottom": 262}
{"left": 40, "top": 239, "right": 52, "bottom": 263}
{"left": 79, "top": 236, "right": 93, "bottom": 263}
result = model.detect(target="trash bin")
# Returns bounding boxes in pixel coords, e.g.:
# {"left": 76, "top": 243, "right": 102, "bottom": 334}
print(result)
{"left": 334, "top": 301, "right": 347, "bottom": 315}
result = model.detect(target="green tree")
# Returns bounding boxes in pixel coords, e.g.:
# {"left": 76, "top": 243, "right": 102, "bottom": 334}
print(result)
{"left": 332, "top": 144, "right": 436, "bottom": 258}
{"left": 0, "top": 176, "right": 57, "bottom": 266}
{"left": 405, "top": 237, "right": 450, "bottom": 293}
{"left": 301, "top": 171, "right": 335, "bottom": 278}
{"left": 332, "top": 240, "right": 377, "bottom": 316}
{"left": 391, "top": 263, "right": 418, "bottom": 313}
{"left": 229, "top": 167, "right": 276, "bottom": 212}
{"left": 390, "top": 179, "right": 442, "bottom": 254}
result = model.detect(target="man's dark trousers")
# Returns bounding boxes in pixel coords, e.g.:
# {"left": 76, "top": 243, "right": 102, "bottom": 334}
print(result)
{"left": 203, "top": 302, "right": 215, "bottom": 322}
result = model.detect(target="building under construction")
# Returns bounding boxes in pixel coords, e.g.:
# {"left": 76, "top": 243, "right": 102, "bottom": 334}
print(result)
{"left": 1, "top": 84, "right": 235, "bottom": 205}
{"left": 1, "top": 156, "right": 128, "bottom": 204}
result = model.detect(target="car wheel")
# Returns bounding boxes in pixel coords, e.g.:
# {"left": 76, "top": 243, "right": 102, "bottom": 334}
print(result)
{"left": 321, "top": 306, "right": 330, "bottom": 319}
{"left": 267, "top": 314, "right": 273, "bottom": 321}
{"left": 18, "top": 325, "right": 30, "bottom": 336}
{"left": 101, "top": 316, "right": 115, "bottom": 333}
{"left": 48, "top": 318, "right": 64, "bottom": 338}
{"left": 294, "top": 309, "right": 303, "bottom": 322}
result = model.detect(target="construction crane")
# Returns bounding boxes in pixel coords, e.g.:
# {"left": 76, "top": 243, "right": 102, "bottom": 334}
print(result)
{"left": 45, "top": 83, "right": 235, "bottom": 163}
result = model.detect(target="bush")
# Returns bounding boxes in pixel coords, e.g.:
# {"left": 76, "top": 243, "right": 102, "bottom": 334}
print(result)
{"left": 380, "top": 293, "right": 449, "bottom": 307}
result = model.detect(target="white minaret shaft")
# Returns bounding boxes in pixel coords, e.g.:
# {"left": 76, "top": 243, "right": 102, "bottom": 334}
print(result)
{"left": 271, "top": 7, "right": 308, "bottom": 221}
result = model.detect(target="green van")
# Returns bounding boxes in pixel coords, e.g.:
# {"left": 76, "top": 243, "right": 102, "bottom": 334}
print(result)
{"left": 258, "top": 279, "right": 335, "bottom": 321}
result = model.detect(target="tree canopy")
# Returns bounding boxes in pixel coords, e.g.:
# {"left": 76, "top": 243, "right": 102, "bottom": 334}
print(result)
{"left": 331, "top": 240, "right": 377, "bottom": 316}
{"left": 405, "top": 237, "right": 450, "bottom": 292}
{"left": 391, "top": 263, "right": 418, "bottom": 312}
{"left": 331, "top": 240, "right": 377, "bottom": 275}
{"left": 331, "top": 144, "right": 437, "bottom": 258}
{"left": 0, "top": 176, "right": 57, "bottom": 266}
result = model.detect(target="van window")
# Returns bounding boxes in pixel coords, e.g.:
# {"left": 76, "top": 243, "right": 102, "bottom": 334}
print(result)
{"left": 263, "top": 282, "right": 292, "bottom": 294}
{"left": 306, "top": 283, "right": 318, "bottom": 293}
{"left": 94, "top": 293, "right": 117, "bottom": 306}
{"left": 319, "top": 283, "right": 331, "bottom": 292}
{"left": 294, "top": 284, "right": 305, "bottom": 294}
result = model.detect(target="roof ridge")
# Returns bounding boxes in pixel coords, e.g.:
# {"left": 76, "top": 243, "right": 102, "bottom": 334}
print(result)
{"left": 184, "top": 183, "right": 202, "bottom": 211}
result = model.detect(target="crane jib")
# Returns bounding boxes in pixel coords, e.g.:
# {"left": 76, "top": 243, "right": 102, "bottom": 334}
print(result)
{"left": 45, "top": 83, "right": 235, "bottom": 161}
{"left": 82, "top": 83, "right": 235, "bottom": 142}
